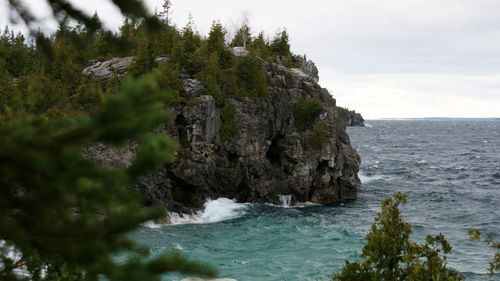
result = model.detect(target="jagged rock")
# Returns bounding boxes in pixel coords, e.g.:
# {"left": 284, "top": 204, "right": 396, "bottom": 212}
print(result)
{"left": 231, "top": 46, "right": 249, "bottom": 57}
{"left": 295, "top": 56, "right": 319, "bottom": 83}
{"left": 182, "top": 79, "right": 205, "bottom": 98}
{"left": 347, "top": 113, "right": 365, "bottom": 127}
{"left": 337, "top": 107, "right": 365, "bottom": 127}
{"left": 83, "top": 57, "right": 134, "bottom": 81}
{"left": 155, "top": 55, "right": 168, "bottom": 64}
{"left": 85, "top": 58, "right": 361, "bottom": 211}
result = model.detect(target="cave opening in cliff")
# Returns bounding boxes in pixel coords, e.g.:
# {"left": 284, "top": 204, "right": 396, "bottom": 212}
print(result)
{"left": 174, "top": 114, "right": 188, "bottom": 145}
{"left": 266, "top": 134, "right": 285, "bottom": 166}
{"left": 171, "top": 176, "right": 203, "bottom": 208}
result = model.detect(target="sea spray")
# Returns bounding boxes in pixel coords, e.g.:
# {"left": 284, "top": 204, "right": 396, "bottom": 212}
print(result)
{"left": 357, "top": 172, "right": 383, "bottom": 184}
{"left": 278, "top": 194, "right": 293, "bottom": 207}
{"left": 134, "top": 120, "right": 499, "bottom": 281}
{"left": 167, "top": 198, "right": 247, "bottom": 225}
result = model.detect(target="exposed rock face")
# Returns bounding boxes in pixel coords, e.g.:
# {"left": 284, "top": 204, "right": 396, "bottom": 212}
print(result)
{"left": 346, "top": 112, "right": 365, "bottom": 127}
{"left": 337, "top": 107, "right": 365, "bottom": 127}
{"left": 295, "top": 56, "right": 319, "bottom": 83}
{"left": 84, "top": 57, "right": 361, "bottom": 212}
{"left": 83, "top": 57, "right": 134, "bottom": 81}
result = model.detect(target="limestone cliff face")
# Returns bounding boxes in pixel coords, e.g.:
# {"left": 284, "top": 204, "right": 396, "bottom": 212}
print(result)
{"left": 337, "top": 107, "right": 365, "bottom": 127}
{"left": 84, "top": 58, "right": 361, "bottom": 212}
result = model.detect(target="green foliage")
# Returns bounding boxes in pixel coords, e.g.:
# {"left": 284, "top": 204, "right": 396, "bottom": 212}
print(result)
{"left": 270, "top": 29, "right": 291, "bottom": 59}
{"left": 468, "top": 228, "right": 500, "bottom": 277}
{"left": 0, "top": 28, "right": 35, "bottom": 77}
{"left": 333, "top": 193, "right": 464, "bottom": 281}
{"left": 234, "top": 56, "right": 267, "bottom": 98}
{"left": 13, "top": 74, "right": 67, "bottom": 115}
{"left": 293, "top": 99, "right": 323, "bottom": 131}
{"left": 337, "top": 106, "right": 355, "bottom": 120}
{"left": 70, "top": 80, "right": 104, "bottom": 112}
{"left": 310, "top": 120, "right": 327, "bottom": 149}
{"left": 157, "top": 61, "right": 183, "bottom": 94}
{"left": 197, "top": 54, "right": 225, "bottom": 104}
{"left": 1, "top": 1, "right": 221, "bottom": 280}
{"left": 231, "top": 24, "right": 252, "bottom": 48}
{"left": 0, "top": 73, "right": 216, "bottom": 281}
{"left": 0, "top": 6, "right": 313, "bottom": 278}
{"left": 207, "top": 21, "right": 226, "bottom": 55}
{"left": 168, "top": 19, "right": 204, "bottom": 75}
{"left": 249, "top": 32, "right": 272, "bottom": 61}
{"left": 220, "top": 103, "right": 237, "bottom": 142}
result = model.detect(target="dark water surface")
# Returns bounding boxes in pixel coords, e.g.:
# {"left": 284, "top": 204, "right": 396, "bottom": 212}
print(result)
{"left": 132, "top": 119, "right": 500, "bottom": 281}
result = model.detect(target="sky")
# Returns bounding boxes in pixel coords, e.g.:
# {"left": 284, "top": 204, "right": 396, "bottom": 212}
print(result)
{"left": 2, "top": 0, "right": 500, "bottom": 119}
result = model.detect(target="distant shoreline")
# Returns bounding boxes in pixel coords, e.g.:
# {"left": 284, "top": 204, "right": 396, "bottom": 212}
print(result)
{"left": 367, "top": 117, "right": 500, "bottom": 121}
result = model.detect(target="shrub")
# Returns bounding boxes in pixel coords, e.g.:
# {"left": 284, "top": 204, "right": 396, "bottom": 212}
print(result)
{"left": 293, "top": 99, "right": 322, "bottom": 131}
{"left": 468, "top": 228, "right": 500, "bottom": 277}
{"left": 310, "top": 120, "right": 327, "bottom": 149}
{"left": 235, "top": 56, "right": 267, "bottom": 98}
{"left": 220, "top": 103, "right": 237, "bottom": 142}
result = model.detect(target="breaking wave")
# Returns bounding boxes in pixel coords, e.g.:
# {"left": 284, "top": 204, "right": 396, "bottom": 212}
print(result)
{"left": 167, "top": 198, "right": 247, "bottom": 225}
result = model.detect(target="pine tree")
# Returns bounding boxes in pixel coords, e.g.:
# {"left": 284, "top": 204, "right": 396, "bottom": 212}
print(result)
{"left": 1, "top": 1, "right": 217, "bottom": 280}
{"left": 160, "top": 0, "right": 172, "bottom": 25}
{"left": 270, "top": 29, "right": 291, "bottom": 59}
{"left": 0, "top": 73, "right": 217, "bottom": 281}
{"left": 333, "top": 193, "right": 464, "bottom": 281}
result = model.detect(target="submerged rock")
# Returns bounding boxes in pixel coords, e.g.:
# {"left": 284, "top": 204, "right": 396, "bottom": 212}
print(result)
{"left": 84, "top": 57, "right": 361, "bottom": 212}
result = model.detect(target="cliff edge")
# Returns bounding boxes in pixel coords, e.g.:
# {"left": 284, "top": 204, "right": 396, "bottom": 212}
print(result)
{"left": 84, "top": 57, "right": 361, "bottom": 212}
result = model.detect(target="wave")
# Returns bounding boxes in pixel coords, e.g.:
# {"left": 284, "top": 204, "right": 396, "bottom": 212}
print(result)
{"left": 143, "top": 220, "right": 162, "bottom": 229}
{"left": 358, "top": 172, "right": 383, "bottom": 183}
{"left": 265, "top": 201, "right": 321, "bottom": 209}
{"left": 167, "top": 198, "right": 247, "bottom": 225}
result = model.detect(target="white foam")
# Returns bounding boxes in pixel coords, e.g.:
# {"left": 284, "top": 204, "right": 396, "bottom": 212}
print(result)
{"left": 278, "top": 194, "right": 292, "bottom": 207}
{"left": 358, "top": 172, "right": 383, "bottom": 184}
{"left": 364, "top": 123, "right": 374, "bottom": 128}
{"left": 143, "top": 220, "right": 162, "bottom": 229}
{"left": 168, "top": 198, "right": 247, "bottom": 225}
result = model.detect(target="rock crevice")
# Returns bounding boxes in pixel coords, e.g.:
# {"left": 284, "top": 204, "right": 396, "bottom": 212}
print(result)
{"left": 84, "top": 57, "right": 361, "bottom": 211}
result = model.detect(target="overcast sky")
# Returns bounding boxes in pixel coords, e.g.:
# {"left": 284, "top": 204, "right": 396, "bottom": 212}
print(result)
{"left": 2, "top": 0, "right": 500, "bottom": 119}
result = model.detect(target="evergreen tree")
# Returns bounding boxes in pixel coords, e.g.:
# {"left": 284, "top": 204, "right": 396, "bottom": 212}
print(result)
{"left": 230, "top": 13, "right": 252, "bottom": 48}
{"left": 1, "top": 1, "right": 218, "bottom": 280}
{"left": 249, "top": 32, "right": 271, "bottom": 61}
{"left": 206, "top": 21, "right": 232, "bottom": 69}
{"left": 160, "top": 0, "right": 172, "bottom": 25}
{"left": 270, "top": 29, "right": 291, "bottom": 59}
{"left": 234, "top": 56, "right": 267, "bottom": 98}
{"left": 197, "top": 54, "right": 224, "bottom": 104}
{"left": 0, "top": 27, "right": 34, "bottom": 77}
{"left": 207, "top": 21, "right": 226, "bottom": 55}
{"left": 0, "top": 74, "right": 217, "bottom": 281}
{"left": 333, "top": 193, "right": 464, "bottom": 281}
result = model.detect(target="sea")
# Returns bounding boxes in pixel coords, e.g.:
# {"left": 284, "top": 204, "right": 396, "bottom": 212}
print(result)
{"left": 132, "top": 119, "right": 500, "bottom": 281}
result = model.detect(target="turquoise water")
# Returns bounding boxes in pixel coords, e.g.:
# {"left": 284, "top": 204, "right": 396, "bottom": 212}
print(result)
{"left": 132, "top": 119, "right": 500, "bottom": 281}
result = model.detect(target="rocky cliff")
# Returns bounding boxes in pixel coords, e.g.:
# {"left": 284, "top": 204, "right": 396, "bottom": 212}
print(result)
{"left": 337, "top": 107, "right": 365, "bottom": 127}
{"left": 84, "top": 57, "right": 361, "bottom": 212}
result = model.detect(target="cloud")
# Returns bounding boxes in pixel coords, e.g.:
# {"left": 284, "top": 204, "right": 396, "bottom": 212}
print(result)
{"left": 322, "top": 70, "right": 500, "bottom": 118}
{"left": 1, "top": 0, "right": 499, "bottom": 118}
